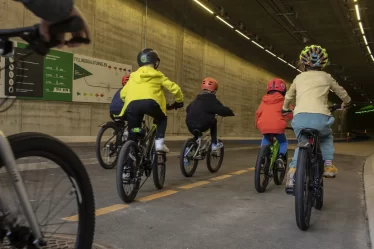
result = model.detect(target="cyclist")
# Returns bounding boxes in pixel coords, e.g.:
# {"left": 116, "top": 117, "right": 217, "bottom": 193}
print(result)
{"left": 282, "top": 45, "right": 351, "bottom": 188}
{"left": 110, "top": 74, "right": 130, "bottom": 120}
{"left": 119, "top": 48, "right": 184, "bottom": 152}
{"left": 255, "top": 78, "right": 293, "bottom": 168}
{"left": 185, "top": 77, "right": 234, "bottom": 151}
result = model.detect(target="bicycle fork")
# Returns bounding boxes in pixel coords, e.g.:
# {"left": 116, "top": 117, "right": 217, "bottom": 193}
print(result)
{"left": 0, "top": 132, "right": 44, "bottom": 246}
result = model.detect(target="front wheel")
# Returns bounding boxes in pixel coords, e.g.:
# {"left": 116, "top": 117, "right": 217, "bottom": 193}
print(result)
{"left": 180, "top": 138, "right": 199, "bottom": 177}
{"left": 153, "top": 152, "right": 166, "bottom": 189}
{"left": 254, "top": 145, "right": 271, "bottom": 193}
{"left": 116, "top": 140, "right": 140, "bottom": 203}
{"left": 295, "top": 148, "right": 313, "bottom": 231}
{"left": 96, "top": 123, "right": 122, "bottom": 169}
{"left": 206, "top": 139, "right": 224, "bottom": 173}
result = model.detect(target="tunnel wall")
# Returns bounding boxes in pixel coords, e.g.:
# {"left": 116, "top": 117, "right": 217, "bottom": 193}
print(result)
{"left": 0, "top": 0, "right": 316, "bottom": 140}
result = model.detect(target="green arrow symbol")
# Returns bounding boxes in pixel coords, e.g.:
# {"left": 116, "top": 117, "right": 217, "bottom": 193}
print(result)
{"left": 77, "top": 92, "right": 81, "bottom": 96}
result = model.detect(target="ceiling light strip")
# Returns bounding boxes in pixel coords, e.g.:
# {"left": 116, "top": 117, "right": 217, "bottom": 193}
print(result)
{"left": 297, "top": 69, "right": 302, "bottom": 73}
{"left": 355, "top": 4, "right": 361, "bottom": 21}
{"left": 359, "top": 22, "right": 365, "bottom": 35}
{"left": 277, "top": 57, "right": 287, "bottom": 63}
{"left": 251, "top": 40, "right": 264, "bottom": 49}
{"left": 363, "top": 35, "right": 368, "bottom": 45}
{"left": 367, "top": 46, "right": 372, "bottom": 55}
{"left": 288, "top": 63, "right": 296, "bottom": 69}
{"left": 265, "top": 49, "right": 276, "bottom": 57}
{"left": 216, "top": 16, "right": 234, "bottom": 28}
{"left": 235, "top": 30, "right": 250, "bottom": 40}
{"left": 192, "top": 0, "right": 214, "bottom": 14}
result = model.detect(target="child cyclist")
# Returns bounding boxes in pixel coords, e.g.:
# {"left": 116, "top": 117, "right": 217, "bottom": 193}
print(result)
{"left": 282, "top": 45, "right": 351, "bottom": 188}
{"left": 110, "top": 74, "right": 130, "bottom": 120}
{"left": 119, "top": 48, "right": 184, "bottom": 153}
{"left": 255, "top": 78, "right": 293, "bottom": 168}
{"left": 186, "top": 78, "right": 234, "bottom": 151}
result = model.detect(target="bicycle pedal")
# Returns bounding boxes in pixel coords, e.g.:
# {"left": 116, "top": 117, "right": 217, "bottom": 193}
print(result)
{"left": 324, "top": 175, "right": 336, "bottom": 179}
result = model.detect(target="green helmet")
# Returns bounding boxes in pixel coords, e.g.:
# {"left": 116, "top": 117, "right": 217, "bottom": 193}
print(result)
{"left": 299, "top": 45, "right": 329, "bottom": 69}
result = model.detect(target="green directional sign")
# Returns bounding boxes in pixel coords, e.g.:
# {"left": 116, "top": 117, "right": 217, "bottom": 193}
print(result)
{"left": 74, "top": 63, "right": 93, "bottom": 80}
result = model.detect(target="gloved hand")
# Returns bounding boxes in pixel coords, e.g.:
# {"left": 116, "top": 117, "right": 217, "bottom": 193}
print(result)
{"left": 173, "top": 101, "right": 184, "bottom": 109}
{"left": 281, "top": 108, "right": 292, "bottom": 115}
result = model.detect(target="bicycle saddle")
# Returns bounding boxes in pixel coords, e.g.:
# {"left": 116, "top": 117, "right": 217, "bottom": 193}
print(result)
{"left": 300, "top": 128, "right": 320, "bottom": 136}
{"left": 192, "top": 129, "right": 203, "bottom": 137}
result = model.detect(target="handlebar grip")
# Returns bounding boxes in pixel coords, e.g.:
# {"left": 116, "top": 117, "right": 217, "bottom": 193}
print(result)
{"left": 65, "top": 37, "right": 91, "bottom": 45}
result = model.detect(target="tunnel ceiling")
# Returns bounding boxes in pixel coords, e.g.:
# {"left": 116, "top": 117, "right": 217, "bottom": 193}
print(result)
{"left": 205, "top": 0, "right": 374, "bottom": 104}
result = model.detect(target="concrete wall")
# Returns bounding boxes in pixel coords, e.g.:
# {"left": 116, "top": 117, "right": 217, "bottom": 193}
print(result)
{"left": 0, "top": 0, "right": 299, "bottom": 140}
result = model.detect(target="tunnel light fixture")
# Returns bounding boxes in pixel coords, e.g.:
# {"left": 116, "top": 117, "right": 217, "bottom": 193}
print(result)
{"left": 367, "top": 46, "right": 372, "bottom": 55}
{"left": 251, "top": 40, "right": 264, "bottom": 49}
{"left": 330, "top": 89, "right": 334, "bottom": 92}
{"left": 235, "top": 30, "right": 250, "bottom": 40}
{"left": 192, "top": 0, "right": 214, "bottom": 14}
{"left": 363, "top": 35, "right": 368, "bottom": 45}
{"left": 265, "top": 49, "right": 276, "bottom": 57}
{"left": 288, "top": 63, "right": 296, "bottom": 69}
{"left": 216, "top": 16, "right": 234, "bottom": 29}
{"left": 355, "top": 4, "right": 361, "bottom": 21}
{"left": 297, "top": 69, "right": 302, "bottom": 73}
{"left": 277, "top": 57, "right": 287, "bottom": 63}
{"left": 371, "top": 54, "right": 374, "bottom": 61}
{"left": 359, "top": 22, "right": 365, "bottom": 34}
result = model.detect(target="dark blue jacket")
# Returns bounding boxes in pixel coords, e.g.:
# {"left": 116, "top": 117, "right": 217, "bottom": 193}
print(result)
{"left": 110, "top": 88, "right": 124, "bottom": 115}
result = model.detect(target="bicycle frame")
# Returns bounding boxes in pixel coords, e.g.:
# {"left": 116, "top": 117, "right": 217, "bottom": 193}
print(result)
{"left": 269, "top": 138, "right": 280, "bottom": 170}
{"left": 0, "top": 131, "right": 43, "bottom": 246}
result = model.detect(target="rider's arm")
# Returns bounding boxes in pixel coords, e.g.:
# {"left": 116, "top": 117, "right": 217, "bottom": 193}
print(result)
{"left": 282, "top": 83, "right": 296, "bottom": 110}
{"left": 160, "top": 74, "right": 184, "bottom": 103}
{"left": 120, "top": 84, "right": 128, "bottom": 101}
{"left": 255, "top": 104, "right": 263, "bottom": 129}
{"left": 15, "top": 0, "right": 73, "bottom": 22}
{"left": 211, "top": 99, "right": 234, "bottom": 117}
{"left": 329, "top": 74, "right": 351, "bottom": 104}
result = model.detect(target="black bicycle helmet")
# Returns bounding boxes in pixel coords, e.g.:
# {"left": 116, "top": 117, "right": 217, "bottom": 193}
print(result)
{"left": 137, "top": 48, "right": 160, "bottom": 69}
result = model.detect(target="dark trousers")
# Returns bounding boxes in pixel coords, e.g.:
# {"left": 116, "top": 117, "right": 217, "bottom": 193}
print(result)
{"left": 187, "top": 118, "right": 218, "bottom": 144}
{"left": 126, "top": 99, "right": 167, "bottom": 139}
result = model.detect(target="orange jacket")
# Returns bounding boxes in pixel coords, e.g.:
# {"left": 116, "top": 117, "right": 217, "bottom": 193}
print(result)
{"left": 255, "top": 92, "right": 293, "bottom": 134}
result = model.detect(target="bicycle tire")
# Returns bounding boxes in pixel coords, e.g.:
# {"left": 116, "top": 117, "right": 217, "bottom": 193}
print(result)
{"left": 206, "top": 139, "right": 224, "bottom": 173}
{"left": 274, "top": 151, "right": 288, "bottom": 185}
{"left": 254, "top": 145, "right": 271, "bottom": 193}
{"left": 179, "top": 138, "right": 199, "bottom": 177}
{"left": 314, "top": 179, "right": 324, "bottom": 210}
{"left": 295, "top": 148, "right": 313, "bottom": 231}
{"left": 96, "top": 123, "right": 120, "bottom": 169}
{"left": 152, "top": 152, "right": 166, "bottom": 190}
{"left": 6, "top": 132, "right": 95, "bottom": 249}
{"left": 116, "top": 140, "right": 140, "bottom": 203}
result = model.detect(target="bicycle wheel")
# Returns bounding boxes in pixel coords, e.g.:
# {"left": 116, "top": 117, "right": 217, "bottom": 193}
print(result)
{"left": 295, "top": 148, "right": 313, "bottom": 231}
{"left": 314, "top": 179, "right": 324, "bottom": 210}
{"left": 96, "top": 123, "right": 122, "bottom": 169}
{"left": 1, "top": 132, "right": 95, "bottom": 248}
{"left": 206, "top": 139, "right": 224, "bottom": 173}
{"left": 274, "top": 151, "right": 287, "bottom": 185}
{"left": 179, "top": 138, "right": 199, "bottom": 177}
{"left": 153, "top": 151, "right": 166, "bottom": 189}
{"left": 116, "top": 140, "right": 140, "bottom": 203}
{"left": 254, "top": 145, "right": 271, "bottom": 193}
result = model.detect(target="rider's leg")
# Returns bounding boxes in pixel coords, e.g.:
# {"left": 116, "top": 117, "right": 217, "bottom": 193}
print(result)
{"left": 210, "top": 119, "right": 223, "bottom": 150}
{"left": 126, "top": 101, "right": 145, "bottom": 140}
{"left": 260, "top": 134, "right": 270, "bottom": 147}
{"left": 276, "top": 133, "right": 287, "bottom": 166}
{"left": 318, "top": 116, "right": 336, "bottom": 176}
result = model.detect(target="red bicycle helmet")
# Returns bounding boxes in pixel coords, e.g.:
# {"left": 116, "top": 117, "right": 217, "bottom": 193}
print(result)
{"left": 266, "top": 78, "right": 287, "bottom": 95}
{"left": 201, "top": 77, "right": 218, "bottom": 93}
{"left": 122, "top": 74, "right": 130, "bottom": 86}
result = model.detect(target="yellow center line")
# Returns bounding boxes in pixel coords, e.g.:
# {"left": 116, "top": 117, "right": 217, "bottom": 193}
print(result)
{"left": 248, "top": 167, "right": 255, "bottom": 171}
{"left": 230, "top": 169, "right": 249, "bottom": 175}
{"left": 210, "top": 174, "right": 233, "bottom": 181}
{"left": 136, "top": 190, "right": 178, "bottom": 202}
{"left": 178, "top": 181, "right": 211, "bottom": 189}
{"left": 63, "top": 204, "right": 129, "bottom": 222}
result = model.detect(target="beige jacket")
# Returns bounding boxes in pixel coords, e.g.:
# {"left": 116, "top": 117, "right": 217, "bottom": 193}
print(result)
{"left": 283, "top": 71, "right": 351, "bottom": 116}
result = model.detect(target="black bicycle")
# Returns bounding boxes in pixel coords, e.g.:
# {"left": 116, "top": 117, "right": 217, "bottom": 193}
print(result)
{"left": 116, "top": 103, "right": 182, "bottom": 203}
{"left": 0, "top": 17, "right": 95, "bottom": 248}
{"left": 284, "top": 104, "right": 343, "bottom": 231}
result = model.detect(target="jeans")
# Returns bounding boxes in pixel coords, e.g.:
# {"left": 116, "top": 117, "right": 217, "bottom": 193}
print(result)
{"left": 126, "top": 99, "right": 167, "bottom": 139}
{"left": 261, "top": 133, "right": 288, "bottom": 155}
{"left": 289, "top": 113, "right": 335, "bottom": 168}
{"left": 187, "top": 118, "right": 218, "bottom": 144}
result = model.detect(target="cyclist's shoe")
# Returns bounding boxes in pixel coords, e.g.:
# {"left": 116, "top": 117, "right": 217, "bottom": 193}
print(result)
{"left": 286, "top": 168, "right": 296, "bottom": 188}
{"left": 212, "top": 142, "right": 223, "bottom": 151}
{"left": 155, "top": 138, "right": 170, "bottom": 153}
{"left": 323, "top": 165, "right": 338, "bottom": 177}
{"left": 276, "top": 154, "right": 286, "bottom": 170}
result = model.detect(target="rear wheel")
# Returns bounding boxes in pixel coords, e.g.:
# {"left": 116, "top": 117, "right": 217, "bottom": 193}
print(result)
{"left": 180, "top": 138, "right": 199, "bottom": 177}
{"left": 254, "top": 145, "right": 271, "bottom": 193}
{"left": 96, "top": 123, "right": 123, "bottom": 169}
{"left": 152, "top": 152, "right": 166, "bottom": 189}
{"left": 295, "top": 148, "right": 313, "bottom": 231}
{"left": 116, "top": 140, "right": 140, "bottom": 203}
{"left": 206, "top": 139, "right": 224, "bottom": 173}
{"left": 274, "top": 151, "right": 288, "bottom": 185}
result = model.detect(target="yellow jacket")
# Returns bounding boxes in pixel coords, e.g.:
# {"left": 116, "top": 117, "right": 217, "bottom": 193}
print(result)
{"left": 118, "top": 66, "right": 184, "bottom": 116}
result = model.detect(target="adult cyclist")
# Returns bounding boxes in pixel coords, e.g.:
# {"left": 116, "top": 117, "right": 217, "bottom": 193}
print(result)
{"left": 282, "top": 45, "right": 351, "bottom": 189}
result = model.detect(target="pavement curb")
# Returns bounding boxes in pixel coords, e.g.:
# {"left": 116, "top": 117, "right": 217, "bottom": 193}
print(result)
{"left": 364, "top": 153, "right": 374, "bottom": 248}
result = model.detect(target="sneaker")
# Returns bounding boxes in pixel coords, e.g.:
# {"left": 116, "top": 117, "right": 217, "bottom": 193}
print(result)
{"left": 286, "top": 168, "right": 296, "bottom": 188}
{"left": 212, "top": 142, "right": 223, "bottom": 151}
{"left": 323, "top": 165, "right": 338, "bottom": 177}
{"left": 155, "top": 138, "right": 169, "bottom": 153}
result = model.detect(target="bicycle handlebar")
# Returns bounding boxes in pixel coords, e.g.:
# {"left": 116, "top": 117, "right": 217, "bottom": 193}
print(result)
{"left": 0, "top": 16, "right": 90, "bottom": 56}
{"left": 282, "top": 104, "right": 347, "bottom": 114}
{"left": 166, "top": 102, "right": 184, "bottom": 110}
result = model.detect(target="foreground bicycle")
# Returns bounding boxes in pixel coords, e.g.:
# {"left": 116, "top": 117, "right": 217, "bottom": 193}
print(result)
{"left": 179, "top": 117, "right": 224, "bottom": 177}
{"left": 254, "top": 127, "right": 293, "bottom": 193}
{"left": 284, "top": 104, "right": 342, "bottom": 231}
{"left": 116, "top": 103, "right": 182, "bottom": 203}
{"left": 0, "top": 17, "right": 95, "bottom": 248}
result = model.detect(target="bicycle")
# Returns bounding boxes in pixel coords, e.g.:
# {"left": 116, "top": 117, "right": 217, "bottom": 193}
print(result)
{"left": 179, "top": 117, "right": 224, "bottom": 177}
{"left": 96, "top": 116, "right": 147, "bottom": 169}
{"left": 0, "top": 17, "right": 95, "bottom": 248}
{"left": 116, "top": 103, "right": 182, "bottom": 203}
{"left": 284, "top": 104, "right": 343, "bottom": 231}
{"left": 254, "top": 127, "right": 293, "bottom": 193}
